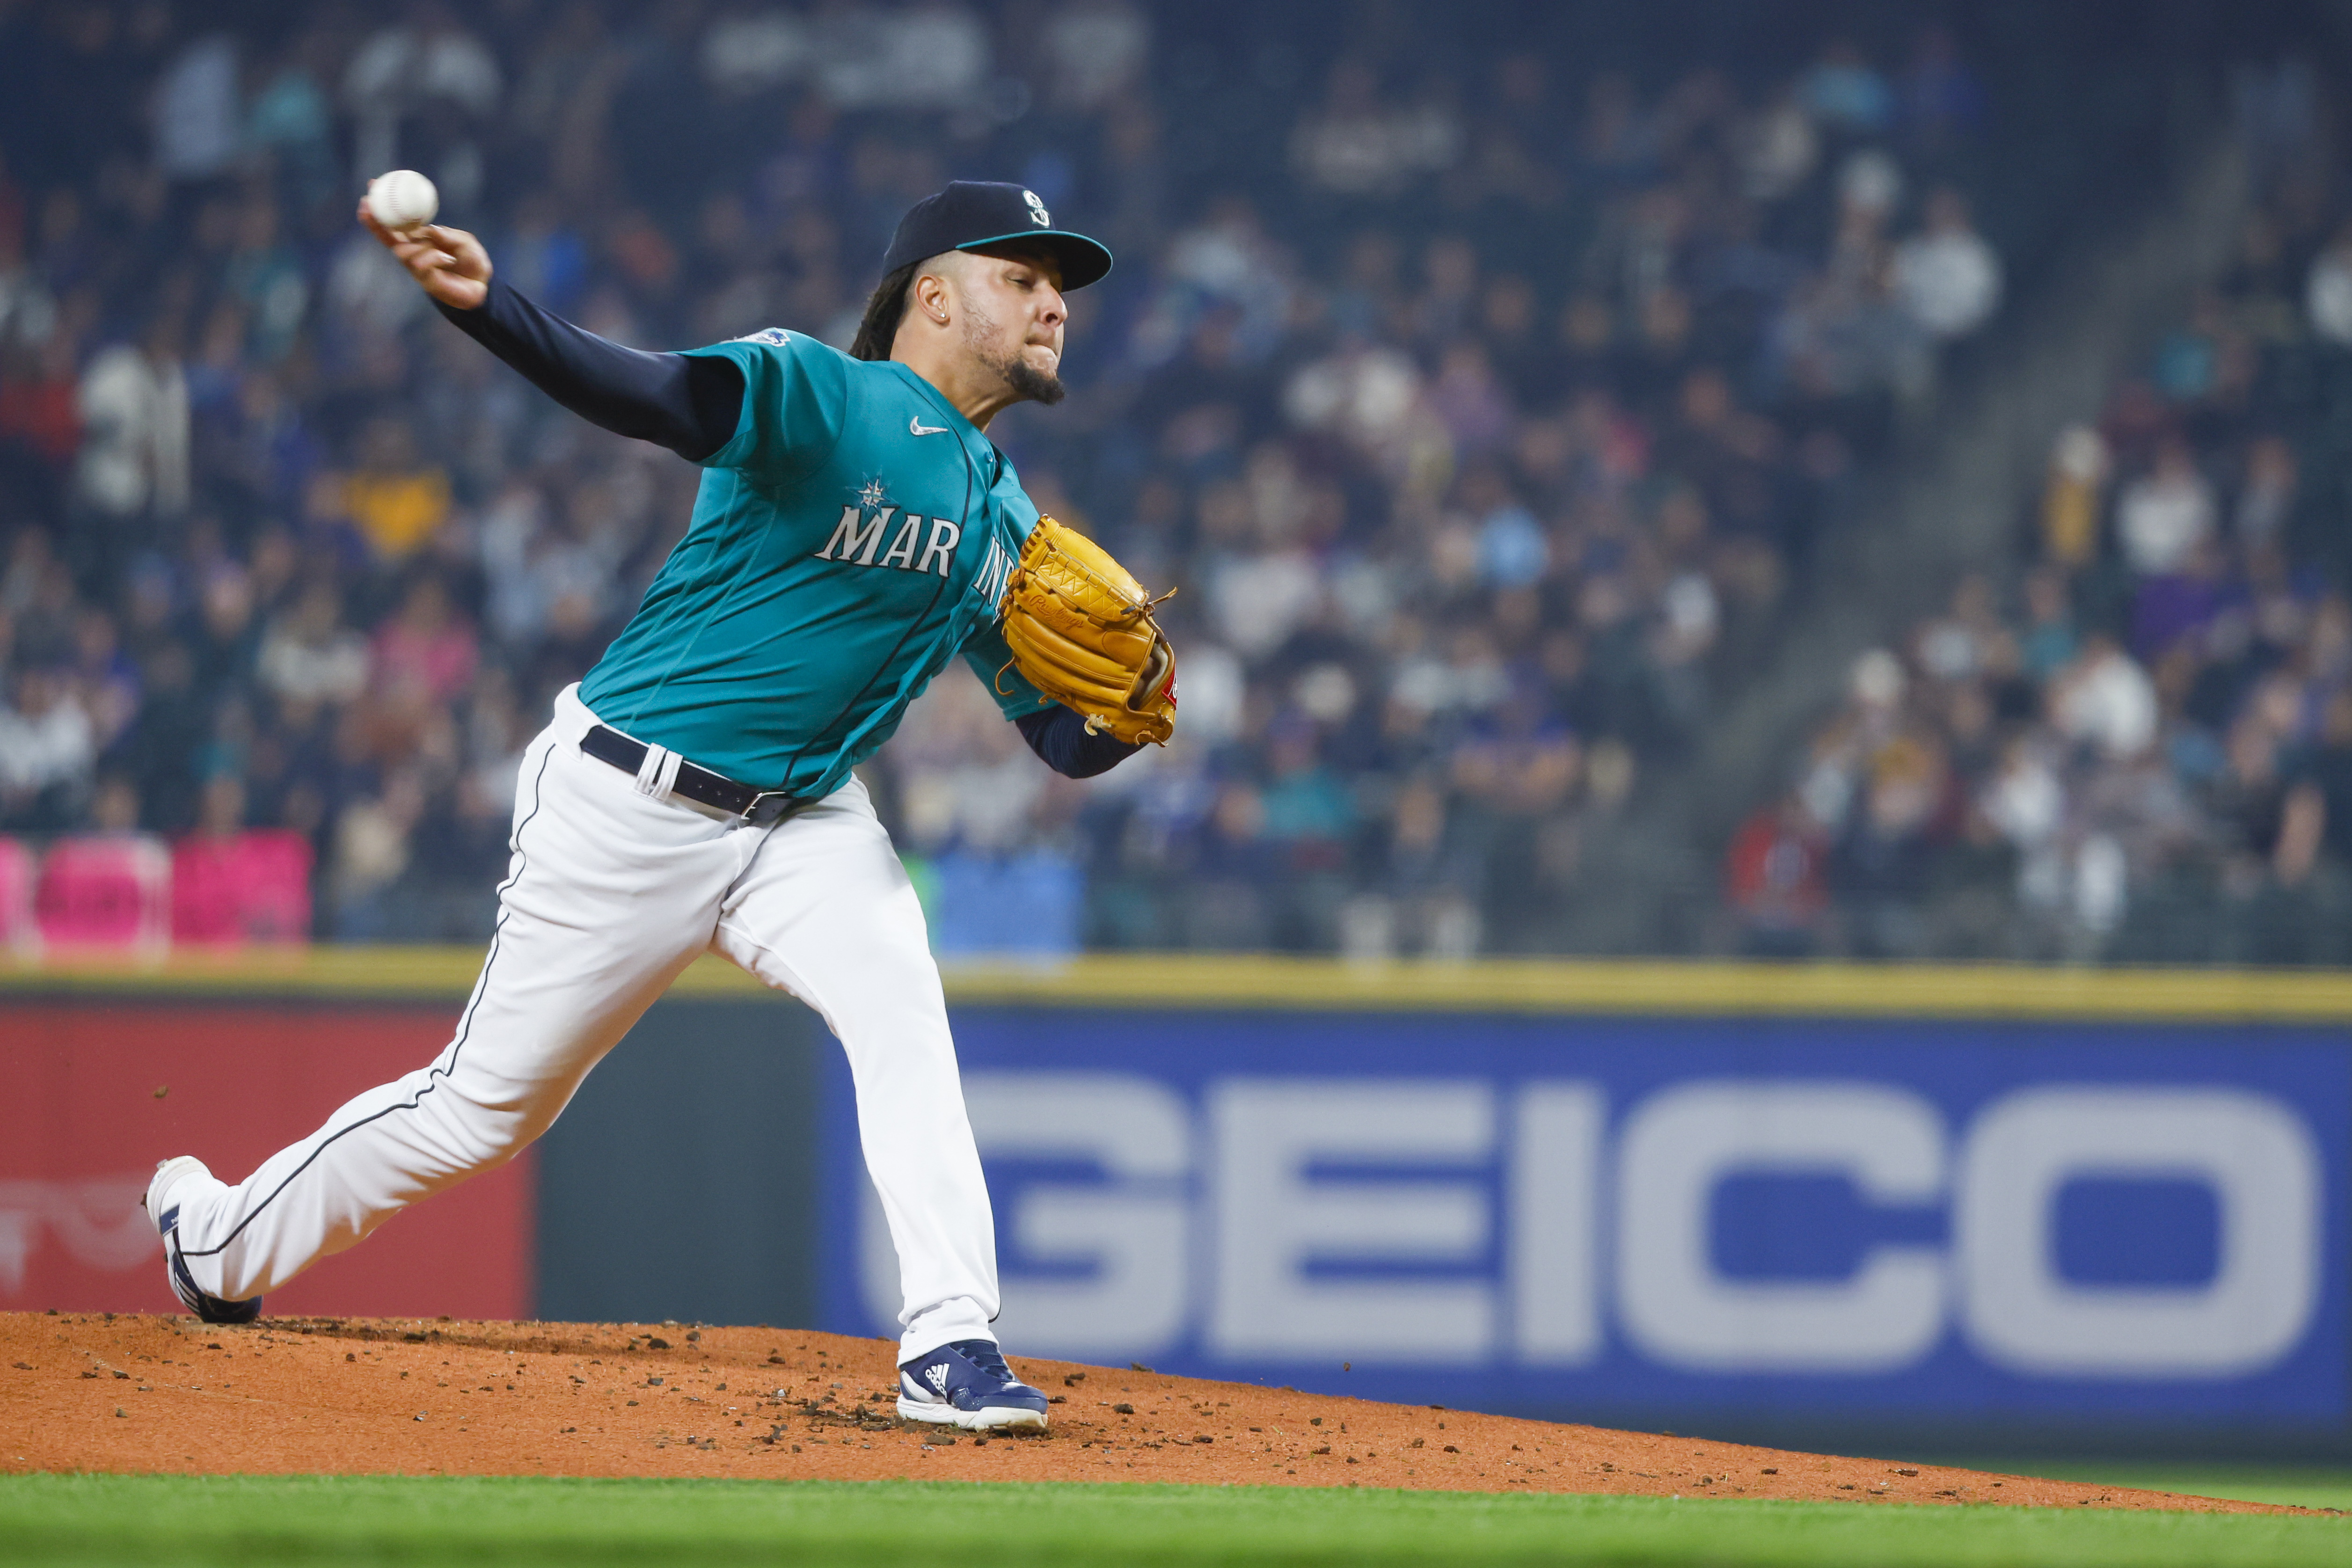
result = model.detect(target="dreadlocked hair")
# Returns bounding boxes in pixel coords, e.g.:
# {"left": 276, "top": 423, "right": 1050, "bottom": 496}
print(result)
{"left": 849, "top": 261, "right": 920, "bottom": 362}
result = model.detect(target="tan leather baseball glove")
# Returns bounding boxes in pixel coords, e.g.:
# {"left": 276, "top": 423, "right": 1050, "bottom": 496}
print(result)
{"left": 998, "top": 515, "right": 1177, "bottom": 746}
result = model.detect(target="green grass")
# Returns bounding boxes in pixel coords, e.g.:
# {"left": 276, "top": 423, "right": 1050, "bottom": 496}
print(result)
{"left": 0, "top": 1474, "right": 2343, "bottom": 1568}
{"left": 1961, "top": 1462, "right": 2352, "bottom": 1513}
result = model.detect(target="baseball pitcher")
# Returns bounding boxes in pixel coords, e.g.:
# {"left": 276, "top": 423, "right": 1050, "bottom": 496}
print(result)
{"left": 142, "top": 182, "right": 1176, "bottom": 1433}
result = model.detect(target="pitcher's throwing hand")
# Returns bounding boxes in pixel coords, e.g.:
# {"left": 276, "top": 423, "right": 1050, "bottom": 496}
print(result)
{"left": 358, "top": 195, "right": 488, "bottom": 310}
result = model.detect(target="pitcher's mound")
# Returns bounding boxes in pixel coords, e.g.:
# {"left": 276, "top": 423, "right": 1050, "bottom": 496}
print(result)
{"left": 0, "top": 1313, "right": 2292, "bottom": 1512}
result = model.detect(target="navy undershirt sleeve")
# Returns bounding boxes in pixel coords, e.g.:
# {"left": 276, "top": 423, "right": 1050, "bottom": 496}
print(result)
{"left": 434, "top": 278, "right": 745, "bottom": 461}
{"left": 1015, "top": 706, "right": 1143, "bottom": 779}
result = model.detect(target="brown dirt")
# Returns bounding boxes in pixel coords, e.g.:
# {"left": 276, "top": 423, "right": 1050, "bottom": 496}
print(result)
{"left": 0, "top": 1313, "right": 2310, "bottom": 1513}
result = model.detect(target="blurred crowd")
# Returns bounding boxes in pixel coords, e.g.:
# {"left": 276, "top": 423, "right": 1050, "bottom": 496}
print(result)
{"left": 0, "top": 0, "right": 2011, "bottom": 949}
{"left": 1727, "top": 61, "right": 2352, "bottom": 964}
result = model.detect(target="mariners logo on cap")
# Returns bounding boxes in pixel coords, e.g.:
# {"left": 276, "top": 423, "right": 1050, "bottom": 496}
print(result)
{"left": 1023, "top": 190, "right": 1050, "bottom": 226}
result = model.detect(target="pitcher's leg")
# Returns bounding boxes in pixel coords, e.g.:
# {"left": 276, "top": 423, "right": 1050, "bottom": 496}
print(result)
{"left": 711, "top": 780, "right": 997, "bottom": 1361}
{"left": 171, "top": 713, "right": 742, "bottom": 1301}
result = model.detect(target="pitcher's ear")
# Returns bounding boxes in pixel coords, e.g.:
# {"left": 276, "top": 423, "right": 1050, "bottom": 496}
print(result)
{"left": 917, "top": 269, "right": 954, "bottom": 326}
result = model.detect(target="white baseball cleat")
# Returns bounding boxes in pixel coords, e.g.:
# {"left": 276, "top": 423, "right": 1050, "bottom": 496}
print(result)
{"left": 896, "top": 1339, "right": 1049, "bottom": 1431}
{"left": 143, "top": 1157, "right": 262, "bottom": 1325}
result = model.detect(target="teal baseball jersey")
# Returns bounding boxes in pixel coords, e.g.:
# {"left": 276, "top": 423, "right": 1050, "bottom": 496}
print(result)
{"left": 577, "top": 328, "right": 1056, "bottom": 795}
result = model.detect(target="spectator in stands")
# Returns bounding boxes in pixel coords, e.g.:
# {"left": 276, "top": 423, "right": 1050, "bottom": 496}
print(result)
{"left": 1724, "top": 791, "right": 1832, "bottom": 956}
{"left": 2116, "top": 437, "right": 2216, "bottom": 576}
{"left": 73, "top": 320, "right": 187, "bottom": 521}
{"left": 1899, "top": 25, "right": 1986, "bottom": 151}
{"left": 2235, "top": 434, "right": 2299, "bottom": 551}
{"left": 326, "top": 765, "right": 424, "bottom": 939}
{"left": 2017, "top": 566, "right": 2079, "bottom": 678}
{"left": 1830, "top": 734, "right": 1945, "bottom": 957}
{"left": 2038, "top": 424, "right": 2108, "bottom": 568}
{"left": 1294, "top": 59, "right": 1423, "bottom": 198}
{"left": 2305, "top": 218, "right": 2352, "bottom": 345}
{"left": 1911, "top": 573, "right": 2012, "bottom": 684}
{"left": 1183, "top": 780, "right": 1277, "bottom": 949}
{"left": 342, "top": 416, "right": 449, "bottom": 562}
{"left": 1800, "top": 39, "right": 1893, "bottom": 135}
{"left": 2305, "top": 688, "right": 2352, "bottom": 864}
{"left": 2051, "top": 634, "right": 2159, "bottom": 760}
{"left": 1894, "top": 187, "right": 2002, "bottom": 340}
{"left": 342, "top": 3, "right": 503, "bottom": 190}
{"left": 0, "top": 656, "right": 95, "bottom": 829}
{"left": 256, "top": 580, "right": 369, "bottom": 709}
{"left": 87, "top": 773, "right": 141, "bottom": 834}
{"left": 191, "top": 556, "right": 262, "bottom": 702}
{"left": 71, "top": 605, "right": 139, "bottom": 751}
{"left": 371, "top": 572, "right": 477, "bottom": 706}
{"left": 1733, "top": 87, "right": 1819, "bottom": 203}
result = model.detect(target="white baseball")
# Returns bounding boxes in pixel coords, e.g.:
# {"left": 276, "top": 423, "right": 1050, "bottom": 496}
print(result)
{"left": 366, "top": 169, "right": 439, "bottom": 233}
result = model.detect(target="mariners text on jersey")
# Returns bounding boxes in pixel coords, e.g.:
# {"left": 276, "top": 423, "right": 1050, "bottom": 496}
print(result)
{"left": 577, "top": 329, "right": 1054, "bottom": 796}
{"left": 815, "top": 502, "right": 962, "bottom": 575}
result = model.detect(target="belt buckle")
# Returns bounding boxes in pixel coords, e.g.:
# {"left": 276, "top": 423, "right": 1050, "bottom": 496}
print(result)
{"left": 744, "top": 790, "right": 802, "bottom": 826}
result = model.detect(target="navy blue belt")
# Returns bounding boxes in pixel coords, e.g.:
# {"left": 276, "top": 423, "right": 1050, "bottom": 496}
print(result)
{"left": 580, "top": 726, "right": 812, "bottom": 826}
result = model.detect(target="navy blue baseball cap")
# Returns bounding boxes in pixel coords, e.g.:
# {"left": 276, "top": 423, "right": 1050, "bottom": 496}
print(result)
{"left": 880, "top": 181, "right": 1113, "bottom": 290}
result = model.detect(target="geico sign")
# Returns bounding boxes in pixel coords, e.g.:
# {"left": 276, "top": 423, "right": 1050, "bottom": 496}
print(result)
{"left": 858, "top": 1075, "right": 2323, "bottom": 1378}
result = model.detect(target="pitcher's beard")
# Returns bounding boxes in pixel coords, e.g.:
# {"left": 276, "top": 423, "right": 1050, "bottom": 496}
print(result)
{"left": 1006, "top": 353, "right": 1066, "bottom": 406}
{"left": 966, "top": 307, "right": 1066, "bottom": 406}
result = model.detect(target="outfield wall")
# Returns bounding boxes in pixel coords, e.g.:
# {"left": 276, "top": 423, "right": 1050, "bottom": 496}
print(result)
{"left": 0, "top": 959, "right": 828, "bottom": 1333}
{"left": 6, "top": 952, "right": 2348, "bottom": 1456}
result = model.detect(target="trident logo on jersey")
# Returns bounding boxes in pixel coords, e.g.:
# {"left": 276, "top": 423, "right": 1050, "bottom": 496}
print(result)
{"left": 816, "top": 502, "right": 964, "bottom": 577}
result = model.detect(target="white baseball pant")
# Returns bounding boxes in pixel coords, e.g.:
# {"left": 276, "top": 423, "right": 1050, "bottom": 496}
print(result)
{"left": 165, "top": 684, "right": 999, "bottom": 1362}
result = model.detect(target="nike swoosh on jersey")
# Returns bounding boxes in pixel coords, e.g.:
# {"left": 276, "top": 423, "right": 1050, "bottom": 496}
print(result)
{"left": 910, "top": 416, "right": 950, "bottom": 436}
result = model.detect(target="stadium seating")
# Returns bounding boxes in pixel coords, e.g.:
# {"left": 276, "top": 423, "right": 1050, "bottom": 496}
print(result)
{"left": 0, "top": 2, "right": 2261, "bottom": 957}
{"left": 1725, "top": 84, "right": 2352, "bottom": 964}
